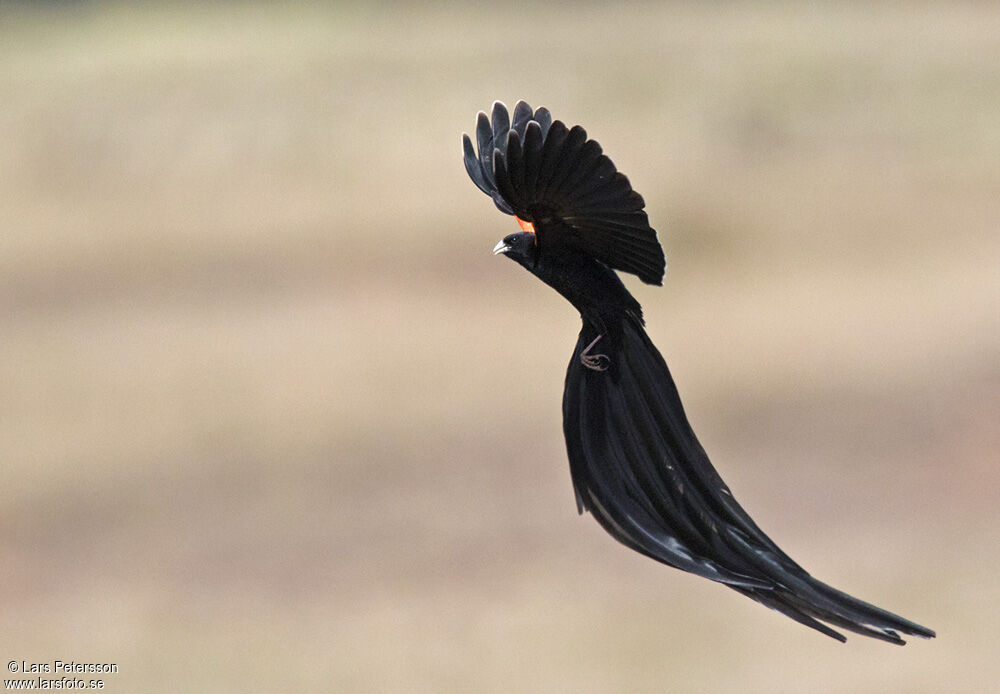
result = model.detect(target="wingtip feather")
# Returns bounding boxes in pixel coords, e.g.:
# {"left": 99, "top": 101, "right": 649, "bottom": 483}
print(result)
{"left": 464, "top": 101, "right": 665, "bottom": 282}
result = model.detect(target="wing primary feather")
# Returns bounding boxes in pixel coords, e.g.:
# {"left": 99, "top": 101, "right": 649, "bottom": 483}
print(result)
{"left": 504, "top": 129, "right": 527, "bottom": 210}
{"left": 488, "top": 102, "right": 510, "bottom": 192}
{"left": 492, "top": 150, "right": 519, "bottom": 216}
{"left": 533, "top": 106, "right": 553, "bottom": 139}
{"left": 550, "top": 140, "right": 605, "bottom": 202}
{"left": 568, "top": 221, "right": 659, "bottom": 250}
{"left": 491, "top": 101, "right": 511, "bottom": 151}
{"left": 521, "top": 121, "right": 545, "bottom": 203}
{"left": 570, "top": 192, "right": 645, "bottom": 215}
{"left": 533, "top": 120, "right": 570, "bottom": 203}
{"left": 511, "top": 100, "right": 533, "bottom": 140}
{"left": 463, "top": 133, "right": 490, "bottom": 195}
{"left": 567, "top": 164, "right": 629, "bottom": 205}
{"left": 569, "top": 157, "right": 620, "bottom": 203}
{"left": 546, "top": 125, "right": 589, "bottom": 201}
{"left": 475, "top": 111, "right": 495, "bottom": 189}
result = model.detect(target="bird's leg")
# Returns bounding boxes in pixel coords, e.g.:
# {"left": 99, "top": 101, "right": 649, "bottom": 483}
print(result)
{"left": 580, "top": 334, "right": 610, "bottom": 371}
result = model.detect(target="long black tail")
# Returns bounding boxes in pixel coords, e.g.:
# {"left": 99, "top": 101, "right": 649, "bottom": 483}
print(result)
{"left": 562, "top": 318, "right": 935, "bottom": 644}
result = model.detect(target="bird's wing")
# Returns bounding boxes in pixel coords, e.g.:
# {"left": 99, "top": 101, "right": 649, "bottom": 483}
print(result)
{"left": 463, "top": 100, "right": 665, "bottom": 285}
{"left": 563, "top": 318, "right": 936, "bottom": 643}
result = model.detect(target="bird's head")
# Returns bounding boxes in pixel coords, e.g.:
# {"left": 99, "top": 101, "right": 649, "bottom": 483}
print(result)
{"left": 492, "top": 218, "right": 538, "bottom": 269}
{"left": 492, "top": 230, "right": 538, "bottom": 270}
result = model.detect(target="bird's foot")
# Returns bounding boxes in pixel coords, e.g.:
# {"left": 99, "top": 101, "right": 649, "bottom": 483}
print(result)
{"left": 580, "top": 334, "right": 610, "bottom": 371}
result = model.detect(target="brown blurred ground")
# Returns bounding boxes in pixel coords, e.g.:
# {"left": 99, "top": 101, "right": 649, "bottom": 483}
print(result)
{"left": 1, "top": 2, "right": 998, "bottom": 692}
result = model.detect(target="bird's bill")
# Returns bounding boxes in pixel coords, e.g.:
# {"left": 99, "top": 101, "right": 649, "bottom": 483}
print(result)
{"left": 492, "top": 239, "right": 511, "bottom": 255}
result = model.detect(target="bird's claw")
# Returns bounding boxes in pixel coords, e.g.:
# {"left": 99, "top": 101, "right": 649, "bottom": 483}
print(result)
{"left": 580, "top": 334, "right": 610, "bottom": 371}
{"left": 581, "top": 354, "right": 610, "bottom": 371}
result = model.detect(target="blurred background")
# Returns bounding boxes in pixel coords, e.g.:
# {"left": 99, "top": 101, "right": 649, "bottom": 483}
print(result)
{"left": 2, "top": 2, "right": 997, "bottom": 691}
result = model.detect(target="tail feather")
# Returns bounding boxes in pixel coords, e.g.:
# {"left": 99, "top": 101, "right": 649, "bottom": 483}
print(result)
{"left": 730, "top": 586, "right": 848, "bottom": 643}
{"left": 562, "top": 318, "right": 935, "bottom": 643}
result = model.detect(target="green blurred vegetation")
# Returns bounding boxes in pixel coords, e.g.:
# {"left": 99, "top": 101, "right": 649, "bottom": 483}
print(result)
{"left": 1, "top": 2, "right": 998, "bottom": 692}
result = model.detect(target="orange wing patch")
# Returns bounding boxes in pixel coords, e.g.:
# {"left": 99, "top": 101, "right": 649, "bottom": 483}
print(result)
{"left": 516, "top": 216, "right": 535, "bottom": 234}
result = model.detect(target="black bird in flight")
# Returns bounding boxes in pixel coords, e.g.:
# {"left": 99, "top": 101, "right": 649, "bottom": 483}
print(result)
{"left": 463, "top": 100, "right": 935, "bottom": 645}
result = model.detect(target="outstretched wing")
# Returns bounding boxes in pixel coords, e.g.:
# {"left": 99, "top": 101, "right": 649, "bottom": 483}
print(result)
{"left": 463, "top": 100, "right": 666, "bottom": 285}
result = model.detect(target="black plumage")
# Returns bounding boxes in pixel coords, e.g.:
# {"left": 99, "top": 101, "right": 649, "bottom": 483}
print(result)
{"left": 463, "top": 101, "right": 936, "bottom": 645}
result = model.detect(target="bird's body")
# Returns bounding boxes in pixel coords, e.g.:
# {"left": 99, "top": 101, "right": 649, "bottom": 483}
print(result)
{"left": 498, "top": 231, "right": 642, "bottom": 335}
{"left": 464, "top": 101, "right": 934, "bottom": 645}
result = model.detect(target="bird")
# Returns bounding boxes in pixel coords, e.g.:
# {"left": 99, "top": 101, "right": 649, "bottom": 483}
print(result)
{"left": 462, "top": 100, "right": 935, "bottom": 645}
